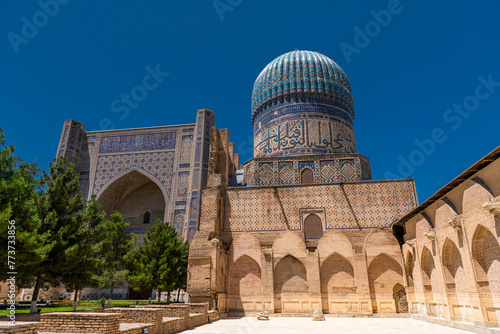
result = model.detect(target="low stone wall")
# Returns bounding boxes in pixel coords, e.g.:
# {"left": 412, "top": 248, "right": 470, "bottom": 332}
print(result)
{"left": 0, "top": 322, "right": 38, "bottom": 334}
{"left": 38, "top": 312, "right": 120, "bottom": 333}
{"left": 0, "top": 303, "right": 216, "bottom": 334}
{"left": 105, "top": 308, "right": 161, "bottom": 334}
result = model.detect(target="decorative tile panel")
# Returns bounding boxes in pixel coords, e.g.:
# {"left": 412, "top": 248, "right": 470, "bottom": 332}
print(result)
{"left": 99, "top": 132, "right": 176, "bottom": 154}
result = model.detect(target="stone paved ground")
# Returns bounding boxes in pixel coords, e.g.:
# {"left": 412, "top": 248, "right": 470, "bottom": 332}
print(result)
{"left": 180, "top": 317, "right": 473, "bottom": 334}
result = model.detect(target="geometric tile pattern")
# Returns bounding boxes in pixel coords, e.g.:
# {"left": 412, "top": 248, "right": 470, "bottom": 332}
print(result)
{"left": 177, "top": 172, "right": 189, "bottom": 198}
{"left": 251, "top": 50, "right": 354, "bottom": 125}
{"left": 245, "top": 153, "right": 371, "bottom": 186}
{"left": 258, "top": 163, "right": 274, "bottom": 185}
{"left": 223, "top": 179, "right": 417, "bottom": 232}
{"left": 340, "top": 160, "right": 356, "bottom": 182}
{"left": 279, "top": 163, "right": 294, "bottom": 185}
{"left": 173, "top": 209, "right": 185, "bottom": 237}
{"left": 92, "top": 151, "right": 175, "bottom": 197}
{"left": 180, "top": 135, "right": 193, "bottom": 161}
{"left": 321, "top": 161, "right": 336, "bottom": 183}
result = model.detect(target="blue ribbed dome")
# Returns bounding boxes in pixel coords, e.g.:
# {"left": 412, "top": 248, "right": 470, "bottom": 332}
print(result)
{"left": 251, "top": 50, "right": 354, "bottom": 126}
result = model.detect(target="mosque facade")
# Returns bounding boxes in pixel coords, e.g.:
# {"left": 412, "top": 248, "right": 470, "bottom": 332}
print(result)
{"left": 4, "top": 50, "right": 499, "bottom": 329}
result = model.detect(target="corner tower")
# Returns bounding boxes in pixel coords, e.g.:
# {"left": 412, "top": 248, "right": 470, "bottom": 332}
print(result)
{"left": 252, "top": 50, "right": 356, "bottom": 158}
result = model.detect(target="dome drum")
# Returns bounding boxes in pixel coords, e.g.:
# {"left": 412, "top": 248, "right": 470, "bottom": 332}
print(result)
{"left": 251, "top": 50, "right": 357, "bottom": 158}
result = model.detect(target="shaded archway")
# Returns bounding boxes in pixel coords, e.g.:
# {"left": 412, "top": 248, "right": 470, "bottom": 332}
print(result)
{"left": 228, "top": 255, "right": 262, "bottom": 312}
{"left": 274, "top": 255, "right": 307, "bottom": 313}
{"left": 368, "top": 253, "right": 403, "bottom": 313}
{"left": 393, "top": 283, "right": 408, "bottom": 313}
{"left": 442, "top": 238, "right": 467, "bottom": 293}
{"left": 304, "top": 214, "right": 323, "bottom": 240}
{"left": 421, "top": 247, "right": 436, "bottom": 293}
{"left": 301, "top": 168, "right": 313, "bottom": 184}
{"left": 320, "top": 253, "right": 356, "bottom": 313}
{"left": 98, "top": 170, "right": 166, "bottom": 243}
{"left": 472, "top": 225, "right": 500, "bottom": 293}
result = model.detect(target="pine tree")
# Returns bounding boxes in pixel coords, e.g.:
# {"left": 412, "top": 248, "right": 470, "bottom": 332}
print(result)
{"left": 128, "top": 220, "right": 189, "bottom": 304}
{"left": 93, "top": 211, "right": 137, "bottom": 308}
{"left": 0, "top": 128, "right": 51, "bottom": 311}
{"left": 60, "top": 197, "right": 106, "bottom": 311}
{"left": 24, "top": 157, "right": 90, "bottom": 313}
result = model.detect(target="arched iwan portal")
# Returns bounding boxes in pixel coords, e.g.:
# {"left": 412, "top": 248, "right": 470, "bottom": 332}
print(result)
{"left": 98, "top": 170, "right": 166, "bottom": 244}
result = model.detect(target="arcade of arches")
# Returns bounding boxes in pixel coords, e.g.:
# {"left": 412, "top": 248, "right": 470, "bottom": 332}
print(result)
{"left": 188, "top": 125, "right": 500, "bottom": 329}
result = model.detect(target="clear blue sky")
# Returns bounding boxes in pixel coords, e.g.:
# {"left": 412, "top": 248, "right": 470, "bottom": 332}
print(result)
{"left": 1, "top": 1, "right": 499, "bottom": 202}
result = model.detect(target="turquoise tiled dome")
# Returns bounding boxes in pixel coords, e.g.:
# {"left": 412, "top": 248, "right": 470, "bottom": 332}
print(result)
{"left": 251, "top": 50, "right": 354, "bottom": 126}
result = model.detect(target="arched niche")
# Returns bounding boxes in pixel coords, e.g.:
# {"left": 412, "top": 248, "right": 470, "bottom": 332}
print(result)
{"left": 272, "top": 231, "right": 307, "bottom": 266}
{"left": 228, "top": 255, "right": 263, "bottom": 311}
{"left": 421, "top": 246, "right": 436, "bottom": 292}
{"left": 441, "top": 238, "right": 467, "bottom": 293}
{"left": 274, "top": 255, "right": 308, "bottom": 313}
{"left": 98, "top": 169, "right": 166, "bottom": 229}
{"left": 320, "top": 252, "right": 356, "bottom": 313}
{"left": 228, "top": 233, "right": 262, "bottom": 269}
{"left": 304, "top": 213, "right": 323, "bottom": 240}
{"left": 301, "top": 168, "right": 314, "bottom": 184}
{"left": 471, "top": 224, "right": 500, "bottom": 293}
{"left": 368, "top": 253, "right": 404, "bottom": 313}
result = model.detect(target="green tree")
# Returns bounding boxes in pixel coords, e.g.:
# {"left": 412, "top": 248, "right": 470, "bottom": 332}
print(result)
{"left": 61, "top": 197, "right": 106, "bottom": 311}
{"left": 0, "top": 129, "right": 52, "bottom": 306}
{"left": 23, "top": 157, "right": 91, "bottom": 313}
{"left": 128, "top": 220, "right": 189, "bottom": 304}
{"left": 93, "top": 211, "right": 136, "bottom": 308}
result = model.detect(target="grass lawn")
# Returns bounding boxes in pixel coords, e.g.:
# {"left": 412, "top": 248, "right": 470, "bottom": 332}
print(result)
{"left": 0, "top": 300, "right": 153, "bottom": 316}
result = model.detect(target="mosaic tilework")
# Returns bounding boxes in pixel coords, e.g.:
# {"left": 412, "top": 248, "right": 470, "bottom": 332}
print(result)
{"left": 320, "top": 161, "right": 335, "bottom": 183}
{"left": 223, "top": 189, "right": 290, "bottom": 231}
{"left": 92, "top": 151, "right": 175, "bottom": 196}
{"left": 258, "top": 163, "right": 274, "bottom": 185}
{"left": 99, "top": 132, "right": 176, "bottom": 154}
{"left": 180, "top": 135, "right": 193, "bottom": 161}
{"left": 251, "top": 50, "right": 354, "bottom": 126}
{"left": 254, "top": 118, "right": 356, "bottom": 158}
{"left": 173, "top": 210, "right": 185, "bottom": 237}
{"left": 340, "top": 160, "right": 357, "bottom": 182}
{"left": 223, "top": 179, "right": 417, "bottom": 232}
{"left": 244, "top": 154, "right": 371, "bottom": 186}
{"left": 177, "top": 172, "right": 189, "bottom": 198}
{"left": 278, "top": 164, "right": 294, "bottom": 185}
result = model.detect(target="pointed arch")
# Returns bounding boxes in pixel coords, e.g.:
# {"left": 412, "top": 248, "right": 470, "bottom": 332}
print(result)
{"left": 304, "top": 213, "right": 323, "bottom": 239}
{"left": 97, "top": 169, "right": 167, "bottom": 227}
{"left": 442, "top": 238, "right": 467, "bottom": 292}
{"left": 273, "top": 231, "right": 307, "bottom": 267}
{"left": 274, "top": 254, "right": 308, "bottom": 313}
{"left": 228, "top": 255, "right": 262, "bottom": 311}
{"left": 228, "top": 233, "right": 262, "bottom": 268}
{"left": 368, "top": 253, "right": 404, "bottom": 313}
{"left": 96, "top": 167, "right": 168, "bottom": 202}
{"left": 463, "top": 178, "right": 494, "bottom": 215}
{"left": 421, "top": 246, "right": 435, "bottom": 292}
{"left": 472, "top": 225, "right": 500, "bottom": 293}
{"left": 301, "top": 168, "right": 314, "bottom": 184}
